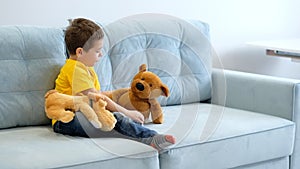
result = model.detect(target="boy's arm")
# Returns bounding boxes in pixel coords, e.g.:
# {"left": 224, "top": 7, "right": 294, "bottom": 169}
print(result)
{"left": 101, "top": 90, "right": 112, "bottom": 97}
{"left": 78, "top": 88, "right": 145, "bottom": 124}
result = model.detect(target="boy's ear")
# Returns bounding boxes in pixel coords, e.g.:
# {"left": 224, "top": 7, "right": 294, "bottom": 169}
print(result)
{"left": 76, "top": 47, "right": 83, "bottom": 56}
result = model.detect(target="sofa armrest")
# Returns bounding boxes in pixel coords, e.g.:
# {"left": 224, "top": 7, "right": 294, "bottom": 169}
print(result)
{"left": 211, "top": 68, "right": 300, "bottom": 120}
{"left": 211, "top": 68, "right": 300, "bottom": 169}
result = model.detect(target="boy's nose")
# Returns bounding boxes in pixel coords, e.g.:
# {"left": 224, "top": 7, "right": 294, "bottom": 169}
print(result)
{"left": 99, "top": 52, "right": 103, "bottom": 57}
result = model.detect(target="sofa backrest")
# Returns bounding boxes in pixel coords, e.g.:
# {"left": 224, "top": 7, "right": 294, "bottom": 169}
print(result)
{"left": 95, "top": 14, "right": 212, "bottom": 106}
{"left": 0, "top": 26, "right": 66, "bottom": 129}
{"left": 0, "top": 15, "right": 211, "bottom": 129}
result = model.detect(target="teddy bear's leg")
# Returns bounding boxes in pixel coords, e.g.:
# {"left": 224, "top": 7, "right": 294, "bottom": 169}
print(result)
{"left": 150, "top": 100, "right": 164, "bottom": 124}
{"left": 95, "top": 109, "right": 116, "bottom": 131}
{"left": 46, "top": 107, "right": 75, "bottom": 123}
{"left": 80, "top": 105, "right": 102, "bottom": 129}
{"left": 59, "top": 110, "right": 76, "bottom": 123}
{"left": 87, "top": 94, "right": 117, "bottom": 131}
{"left": 152, "top": 113, "right": 164, "bottom": 124}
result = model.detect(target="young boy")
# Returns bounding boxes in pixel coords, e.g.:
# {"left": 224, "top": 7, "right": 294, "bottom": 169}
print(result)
{"left": 52, "top": 18, "right": 175, "bottom": 151}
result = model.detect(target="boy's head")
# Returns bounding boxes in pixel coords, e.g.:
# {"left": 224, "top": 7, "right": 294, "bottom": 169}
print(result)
{"left": 65, "top": 18, "right": 104, "bottom": 56}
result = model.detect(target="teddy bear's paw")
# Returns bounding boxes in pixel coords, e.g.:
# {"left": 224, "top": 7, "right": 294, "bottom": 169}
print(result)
{"left": 100, "top": 126, "right": 114, "bottom": 131}
{"left": 100, "top": 120, "right": 116, "bottom": 131}
{"left": 90, "top": 120, "right": 102, "bottom": 129}
{"left": 99, "top": 112, "right": 117, "bottom": 131}
{"left": 60, "top": 111, "right": 75, "bottom": 123}
{"left": 152, "top": 114, "right": 164, "bottom": 124}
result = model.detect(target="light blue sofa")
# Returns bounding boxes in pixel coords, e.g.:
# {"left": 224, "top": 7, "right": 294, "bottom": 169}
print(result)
{"left": 0, "top": 14, "right": 299, "bottom": 169}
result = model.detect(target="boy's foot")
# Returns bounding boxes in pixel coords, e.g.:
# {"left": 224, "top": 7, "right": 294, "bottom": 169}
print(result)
{"left": 148, "top": 134, "right": 176, "bottom": 151}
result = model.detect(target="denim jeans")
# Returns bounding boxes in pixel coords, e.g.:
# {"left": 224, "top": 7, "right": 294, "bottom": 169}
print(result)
{"left": 113, "top": 112, "right": 157, "bottom": 138}
{"left": 53, "top": 111, "right": 157, "bottom": 139}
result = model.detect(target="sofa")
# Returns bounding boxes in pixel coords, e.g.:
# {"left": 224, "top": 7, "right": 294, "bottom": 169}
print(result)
{"left": 0, "top": 13, "right": 299, "bottom": 169}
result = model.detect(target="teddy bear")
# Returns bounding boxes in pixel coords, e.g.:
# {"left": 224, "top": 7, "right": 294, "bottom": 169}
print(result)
{"left": 44, "top": 90, "right": 116, "bottom": 131}
{"left": 107, "top": 64, "right": 169, "bottom": 124}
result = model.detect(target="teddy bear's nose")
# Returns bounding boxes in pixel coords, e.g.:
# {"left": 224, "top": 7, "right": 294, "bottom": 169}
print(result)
{"left": 136, "top": 82, "right": 144, "bottom": 91}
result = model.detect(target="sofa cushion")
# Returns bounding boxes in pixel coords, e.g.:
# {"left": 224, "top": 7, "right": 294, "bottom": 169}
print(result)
{"left": 95, "top": 14, "right": 212, "bottom": 105}
{"left": 0, "top": 26, "right": 66, "bottom": 129}
{"left": 146, "top": 103, "right": 295, "bottom": 169}
{"left": 0, "top": 126, "right": 159, "bottom": 169}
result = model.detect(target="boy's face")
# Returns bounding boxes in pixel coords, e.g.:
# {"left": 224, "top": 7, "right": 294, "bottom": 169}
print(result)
{"left": 78, "top": 39, "right": 104, "bottom": 67}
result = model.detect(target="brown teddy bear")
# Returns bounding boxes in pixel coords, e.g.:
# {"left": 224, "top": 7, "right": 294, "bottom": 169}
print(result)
{"left": 44, "top": 90, "right": 116, "bottom": 131}
{"left": 107, "top": 64, "right": 169, "bottom": 124}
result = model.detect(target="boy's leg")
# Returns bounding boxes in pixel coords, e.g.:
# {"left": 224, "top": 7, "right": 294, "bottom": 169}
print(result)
{"left": 53, "top": 112, "right": 122, "bottom": 138}
{"left": 53, "top": 112, "right": 175, "bottom": 151}
{"left": 113, "top": 112, "right": 157, "bottom": 138}
{"left": 53, "top": 112, "right": 156, "bottom": 139}
{"left": 53, "top": 112, "right": 89, "bottom": 138}
{"left": 113, "top": 112, "right": 176, "bottom": 151}
{"left": 74, "top": 111, "right": 125, "bottom": 138}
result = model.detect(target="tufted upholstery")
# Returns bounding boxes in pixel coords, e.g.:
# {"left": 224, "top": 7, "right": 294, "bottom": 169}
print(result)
{"left": 94, "top": 14, "right": 212, "bottom": 106}
{"left": 0, "top": 26, "right": 66, "bottom": 129}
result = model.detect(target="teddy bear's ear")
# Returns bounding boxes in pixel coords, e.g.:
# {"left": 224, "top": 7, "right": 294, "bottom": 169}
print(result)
{"left": 161, "top": 84, "right": 170, "bottom": 97}
{"left": 139, "top": 64, "right": 147, "bottom": 72}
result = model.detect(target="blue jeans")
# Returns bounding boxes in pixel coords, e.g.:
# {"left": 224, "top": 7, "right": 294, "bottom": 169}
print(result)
{"left": 53, "top": 112, "right": 157, "bottom": 139}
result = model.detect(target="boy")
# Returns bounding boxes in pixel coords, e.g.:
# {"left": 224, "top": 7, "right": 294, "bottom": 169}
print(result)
{"left": 52, "top": 18, "right": 175, "bottom": 151}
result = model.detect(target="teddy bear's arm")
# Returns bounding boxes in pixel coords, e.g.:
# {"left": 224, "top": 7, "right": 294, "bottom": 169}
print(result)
{"left": 109, "top": 88, "right": 130, "bottom": 102}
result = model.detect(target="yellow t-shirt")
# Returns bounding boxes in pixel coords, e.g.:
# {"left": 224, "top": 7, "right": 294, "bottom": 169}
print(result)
{"left": 52, "top": 59, "right": 101, "bottom": 125}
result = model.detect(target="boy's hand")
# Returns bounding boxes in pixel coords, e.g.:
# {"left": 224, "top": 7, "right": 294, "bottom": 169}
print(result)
{"left": 127, "top": 110, "right": 145, "bottom": 124}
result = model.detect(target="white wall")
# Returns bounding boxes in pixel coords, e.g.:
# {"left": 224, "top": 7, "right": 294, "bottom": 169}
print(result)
{"left": 2, "top": 0, "right": 300, "bottom": 79}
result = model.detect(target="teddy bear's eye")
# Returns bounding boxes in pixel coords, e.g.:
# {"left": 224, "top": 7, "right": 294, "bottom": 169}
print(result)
{"left": 149, "top": 84, "right": 152, "bottom": 87}
{"left": 141, "top": 78, "right": 145, "bottom": 80}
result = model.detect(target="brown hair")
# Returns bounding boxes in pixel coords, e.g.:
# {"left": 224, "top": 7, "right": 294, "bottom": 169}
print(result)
{"left": 65, "top": 18, "right": 104, "bottom": 55}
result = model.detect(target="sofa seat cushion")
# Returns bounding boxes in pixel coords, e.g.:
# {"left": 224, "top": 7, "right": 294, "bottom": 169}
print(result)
{"left": 0, "top": 126, "right": 159, "bottom": 169}
{"left": 146, "top": 103, "right": 295, "bottom": 169}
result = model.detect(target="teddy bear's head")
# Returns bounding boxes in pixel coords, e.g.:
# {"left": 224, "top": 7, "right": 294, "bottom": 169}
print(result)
{"left": 131, "top": 64, "right": 169, "bottom": 99}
